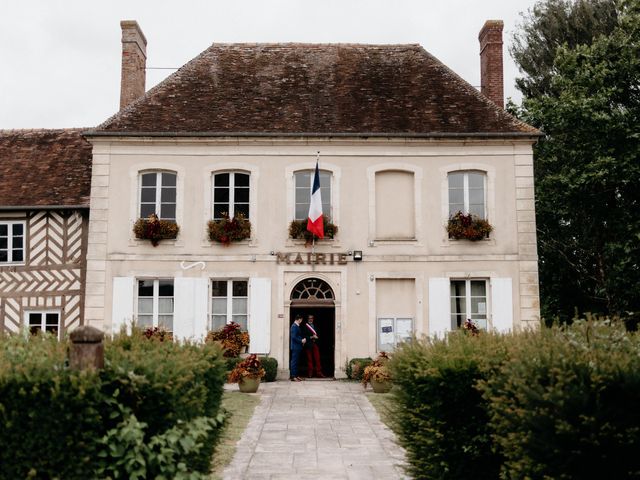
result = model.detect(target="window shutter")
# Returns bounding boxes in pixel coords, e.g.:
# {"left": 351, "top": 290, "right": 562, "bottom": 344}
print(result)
{"left": 491, "top": 277, "right": 513, "bottom": 333}
{"left": 112, "top": 277, "right": 135, "bottom": 335}
{"left": 248, "top": 277, "right": 271, "bottom": 354}
{"left": 174, "top": 278, "right": 209, "bottom": 341}
{"left": 428, "top": 277, "right": 450, "bottom": 338}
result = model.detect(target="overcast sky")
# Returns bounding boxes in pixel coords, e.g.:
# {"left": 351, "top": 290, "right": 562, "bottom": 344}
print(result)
{"left": 0, "top": 0, "right": 539, "bottom": 129}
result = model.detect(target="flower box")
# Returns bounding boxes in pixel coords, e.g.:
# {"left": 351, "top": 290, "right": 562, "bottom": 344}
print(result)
{"left": 208, "top": 213, "right": 251, "bottom": 245}
{"left": 133, "top": 214, "right": 179, "bottom": 246}
{"left": 288, "top": 215, "right": 338, "bottom": 244}
{"left": 447, "top": 211, "right": 493, "bottom": 241}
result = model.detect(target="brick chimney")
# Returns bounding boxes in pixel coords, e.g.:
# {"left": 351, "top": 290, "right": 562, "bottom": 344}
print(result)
{"left": 479, "top": 20, "right": 504, "bottom": 109}
{"left": 120, "top": 20, "right": 147, "bottom": 110}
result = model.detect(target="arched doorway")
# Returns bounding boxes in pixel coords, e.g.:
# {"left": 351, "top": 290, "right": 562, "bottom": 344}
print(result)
{"left": 290, "top": 277, "right": 335, "bottom": 378}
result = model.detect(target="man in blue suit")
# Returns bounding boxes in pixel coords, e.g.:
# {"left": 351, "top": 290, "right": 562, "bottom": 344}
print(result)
{"left": 290, "top": 314, "right": 306, "bottom": 382}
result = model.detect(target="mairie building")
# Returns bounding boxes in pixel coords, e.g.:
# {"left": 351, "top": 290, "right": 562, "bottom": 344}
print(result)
{"left": 2, "top": 20, "right": 540, "bottom": 378}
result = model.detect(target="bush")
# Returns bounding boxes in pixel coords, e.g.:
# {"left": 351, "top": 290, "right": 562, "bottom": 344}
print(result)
{"left": 481, "top": 320, "right": 640, "bottom": 479}
{"left": 206, "top": 322, "right": 249, "bottom": 358}
{"left": 260, "top": 356, "right": 278, "bottom": 382}
{"left": 389, "top": 332, "right": 509, "bottom": 480}
{"left": 346, "top": 357, "right": 373, "bottom": 381}
{"left": 0, "top": 331, "right": 227, "bottom": 479}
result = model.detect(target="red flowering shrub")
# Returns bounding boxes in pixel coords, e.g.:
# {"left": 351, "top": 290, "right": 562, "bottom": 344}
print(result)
{"left": 447, "top": 211, "right": 493, "bottom": 241}
{"left": 205, "top": 322, "right": 250, "bottom": 358}
{"left": 141, "top": 326, "right": 173, "bottom": 342}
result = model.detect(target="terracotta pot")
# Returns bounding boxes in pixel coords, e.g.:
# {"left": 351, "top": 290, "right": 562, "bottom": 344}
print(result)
{"left": 371, "top": 378, "right": 392, "bottom": 393}
{"left": 238, "top": 376, "right": 261, "bottom": 393}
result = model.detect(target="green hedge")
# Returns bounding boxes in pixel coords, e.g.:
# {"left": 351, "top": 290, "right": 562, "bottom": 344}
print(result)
{"left": 481, "top": 321, "right": 640, "bottom": 479}
{"left": 388, "top": 320, "right": 640, "bottom": 480}
{"left": 0, "top": 332, "right": 227, "bottom": 479}
{"left": 346, "top": 357, "right": 373, "bottom": 381}
{"left": 389, "top": 332, "right": 508, "bottom": 480}
{"left": 260, "top": 356, "right": 278, "bottom": 382}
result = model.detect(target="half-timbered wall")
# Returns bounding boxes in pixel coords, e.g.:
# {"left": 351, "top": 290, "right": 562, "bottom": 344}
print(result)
{"left": 0, "top": 210, "right": 88, "bottom": 336}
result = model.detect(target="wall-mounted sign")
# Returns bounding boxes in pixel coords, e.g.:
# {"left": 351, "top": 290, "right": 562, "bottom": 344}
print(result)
{"left": 275, "top": 252, "right": 349, "bottom": 265}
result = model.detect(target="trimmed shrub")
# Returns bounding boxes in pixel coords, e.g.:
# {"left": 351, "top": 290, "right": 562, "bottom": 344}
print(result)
{"left": 481, "top": 320, "right": 640, "bottom": 479}
{"left": 261, "top": 356, "right": 278, "bottom": 382}
{"left": 346, "top": 357, "right": 373, "bottom": 381}
{"left": 0, "top": 331, "right": 227, "bottom": 479}
{"left": 389, "top": 332, "right": 509, "bottom": 480}
{"left": 225, "top": 356, "right": 243, "bottom": 373}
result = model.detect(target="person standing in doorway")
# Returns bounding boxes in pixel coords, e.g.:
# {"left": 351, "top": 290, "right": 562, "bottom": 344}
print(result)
{"left": 304, "top": 314, "right": 326, "bottom": 378}
{"left": 290, "top": 315, "right": 306, "bottom": 382}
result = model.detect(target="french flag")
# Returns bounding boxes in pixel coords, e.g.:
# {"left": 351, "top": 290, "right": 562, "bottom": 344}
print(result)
{"left": 307, "top": 159, "right": 324, "bottom": 239}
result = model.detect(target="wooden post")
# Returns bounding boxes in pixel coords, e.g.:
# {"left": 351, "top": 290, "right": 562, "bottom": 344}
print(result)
{"left": 69, "top": 326, "right": 105, "bottom": 370}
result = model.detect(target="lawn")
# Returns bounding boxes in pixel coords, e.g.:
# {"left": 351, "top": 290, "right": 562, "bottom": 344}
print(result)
{"left": 209, "top": 390, "right": 261, "bottom": 479}
{"left": 366, "top": 391, "right": 399, "bottom": 434}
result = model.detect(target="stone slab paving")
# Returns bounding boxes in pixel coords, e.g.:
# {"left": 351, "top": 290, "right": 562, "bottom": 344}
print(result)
{"left": 222, "top": 380, "right": 409, "bottom": 479}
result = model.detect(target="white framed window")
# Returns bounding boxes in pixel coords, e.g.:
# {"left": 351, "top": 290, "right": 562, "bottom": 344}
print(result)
{"left": 448, "top": 171, "right": 486, "bottom": 218}
{"left": 211, "top": 280, "right": 248, "bottom": 331}
{"left": 294, "top": 170, "right": 331, "bottom": 221}
{"left": 27, "top": 311, "right": 60, "bottom": 339}
{"left": 137, "top": 279, "right": 174, "bottom": 331}
{"left": 139, "top": 171, "right": 177, "bottom": 221}
{"left": 377, "top": 317, "right": 413, "bottom": 351}
{"left": 450, "top": 279, "right": 488, "bottom": 330}
{"left": 0, "top": 221, "right": 25, "bottom": 263}
{"left": 213, "top": 172, "right": 250, "bottom": 219}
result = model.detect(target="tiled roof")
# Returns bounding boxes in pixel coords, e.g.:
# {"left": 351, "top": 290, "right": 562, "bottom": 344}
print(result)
{"left": 0, "top": 129, "right": 93, "bottom": 208}
{"left": 94, "top": 43, "right": 538, "bottom": 136}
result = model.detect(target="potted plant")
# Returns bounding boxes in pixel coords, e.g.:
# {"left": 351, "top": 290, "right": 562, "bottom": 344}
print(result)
{"left": 446, "top": 211, "right": 493, "bottom": 241}
{"left": 362, "top": 351, "right": 392, "bottom": 393}
{"left": 133, "top": 213, "right": 179, "bottom": 246}
{"left": 227, "top": 354, "right": 266, "bottom": 393}
{"left": 205, "top": 322, "right": 250, "bottom": 358}
{"left": 208, "top": 212, "right": 251, "bottom": 245}
{"left": 288, "top": 214, "right": 338, "bottom": 245}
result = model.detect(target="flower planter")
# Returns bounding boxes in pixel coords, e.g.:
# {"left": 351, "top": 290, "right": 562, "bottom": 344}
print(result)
{"left": 208, "top": 213, "right": 251, "bottom": 245}
{"left": 371, "top": 378, "right": 392, "bottom": 393}
{"left": 238, "top": 376, "right": 261, "bottom": 393}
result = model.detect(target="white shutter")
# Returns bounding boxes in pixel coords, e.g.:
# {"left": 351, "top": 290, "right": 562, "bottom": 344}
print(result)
{"left": 428, "top": 277, "right": 451, "bottom": 338}
{"left": 112, "top": 277, "right": 135, "bottom": 336}
{"left": 491, "top": 277, "right": 513, "bottom": 333}
{"left": 174, "top": 278, "right": 209, "bottom": 342}
{"left": 248, "top": 277, "right": 271, "bottom": 354}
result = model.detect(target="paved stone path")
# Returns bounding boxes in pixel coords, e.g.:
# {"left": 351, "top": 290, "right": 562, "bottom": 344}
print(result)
{"left": 222, "top": 380, "right": 409, "bottom": 479}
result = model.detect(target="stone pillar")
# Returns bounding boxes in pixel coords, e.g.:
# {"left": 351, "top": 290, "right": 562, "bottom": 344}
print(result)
{"left": 479, "top": 20, "right": 504, "bottom": 108}
{"left": 69, "top": 325, "right": 105, "bottom": 370}
{"left": 120, "top": 20, "right": 147, "bottom": 110}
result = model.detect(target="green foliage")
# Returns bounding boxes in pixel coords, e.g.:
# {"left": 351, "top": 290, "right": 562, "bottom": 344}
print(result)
{"left": 207, "top": 212, "right": 251, "bottom": 245}
{"left": 96, "top": 414, "right": 225, "bottom": 480}
{"left": 513, "top": 0, "right": 640, "bottom": 319}
{"left": 511, "top": 0, "right": 621, "bottom": 97}
{"left": 206, "top": 322, "right": 250, "bottom": 358}
{"left": 481, "top": 320, "right": 640, "bottom": 478}
{"left": 260, "top": 356, "right": 278, "bottom": 382}
{"left": 389, "top": 333, "right": 509, "bottom": 480}
{"left": 345, "top": 357, "right": 373, "bottom": 381}
{"left": 0, "top": 332, "right": 227, "bottom": 479}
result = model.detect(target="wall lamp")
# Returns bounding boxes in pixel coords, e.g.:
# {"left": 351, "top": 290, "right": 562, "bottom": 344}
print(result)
{"left": 352, "top": 250, "right": 363, "bottom": 261}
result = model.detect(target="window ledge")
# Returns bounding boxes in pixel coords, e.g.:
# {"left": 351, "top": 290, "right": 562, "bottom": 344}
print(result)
{"left": 442, "top": 237, "right": 495, "bottom": 246}
{"left": 129, "top": 238, "right": 184, "bottom": 248}
{"left": 286, "top": 238, "right": 341, "bottom": 248}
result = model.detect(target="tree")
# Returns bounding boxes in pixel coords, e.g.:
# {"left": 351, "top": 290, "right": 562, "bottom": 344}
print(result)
{"left": 511, "top": 0, "right": 621, "bottom": 98}
{"left": 516, "top": 0, "right": 640, "bottom": 321}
